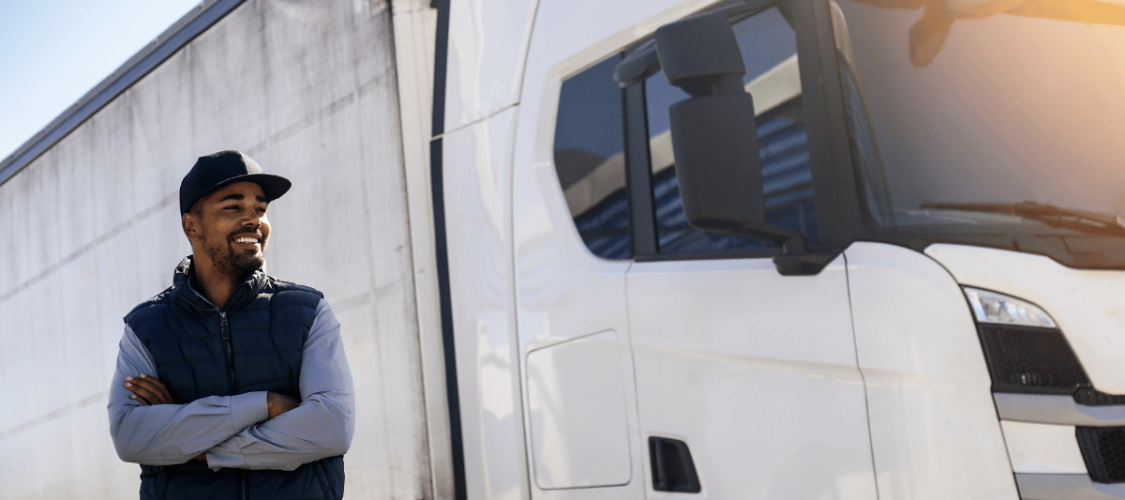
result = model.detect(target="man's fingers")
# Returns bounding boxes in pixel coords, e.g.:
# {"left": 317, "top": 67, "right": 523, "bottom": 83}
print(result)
{"left": 126, "top": 381, "right": 159, "bottom": 404}
{"left": 126, "top": 377, "right": 169, "bottom": 405}
{"left": 127, "top": 375, "right": 174, "bottom": 404}
{"left": 129, "top": 392, "right": 151, "bottom": 405}
{"left": 138, "top": 374, "right": 175, "bottom": 403}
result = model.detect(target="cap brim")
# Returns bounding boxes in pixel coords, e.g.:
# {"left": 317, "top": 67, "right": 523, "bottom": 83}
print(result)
{"left": 210, "top": 173, "right": 292, "bottom": 203}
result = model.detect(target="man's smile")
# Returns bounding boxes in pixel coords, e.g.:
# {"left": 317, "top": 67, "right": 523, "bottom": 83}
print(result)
{"left": 232, "top": 233, "right": 263, "bottom": 246}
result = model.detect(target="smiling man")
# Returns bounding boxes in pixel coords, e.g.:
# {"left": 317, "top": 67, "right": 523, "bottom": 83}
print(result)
{"left": 107, "top": 149, "right": 354, "bottom": 500}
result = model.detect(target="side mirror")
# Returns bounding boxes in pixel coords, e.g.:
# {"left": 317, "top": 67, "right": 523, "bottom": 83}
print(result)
{"left": 656, "top": 13, "right": 807, "bottom": 251}
{"left": 656, "top": 13, "right": 769, "bottom": 235}
{"left": 655, "top": 11, "right": 837, "bottom": 274}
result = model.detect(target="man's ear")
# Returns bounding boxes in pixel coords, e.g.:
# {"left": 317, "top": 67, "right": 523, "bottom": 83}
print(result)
{"left": 182, "top": 212, "right": 200, "bottom": 243}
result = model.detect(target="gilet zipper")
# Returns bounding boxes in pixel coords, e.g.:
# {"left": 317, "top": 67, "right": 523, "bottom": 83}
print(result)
{"left": 220, "top": 311, "right": 236, "bottom": 392}
{"left": 220, "top": 310, "right": 245, "bottom": 497}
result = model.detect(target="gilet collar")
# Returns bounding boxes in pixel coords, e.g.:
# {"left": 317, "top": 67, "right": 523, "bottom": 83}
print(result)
{"left": 172, "top": 256, "right": 267, "bottom": 311}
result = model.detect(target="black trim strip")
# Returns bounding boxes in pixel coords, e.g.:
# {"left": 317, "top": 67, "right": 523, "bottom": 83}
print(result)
{"left": 785, "top": 0, "right": 851, "bottom": 249}
{"left": 430, "top": 140, "right": 467, "bottom": 500}
{"left": 429, "top": 1, "right": 468, "bottom": 499}
{"left": 623, "top": 79, "right": 657, "bottom": 256}
{"left": 431, "top": 0, "right": 451, "bottom": 139}
{"left": 0, "top": 0, "right": 247, "bottom": 187}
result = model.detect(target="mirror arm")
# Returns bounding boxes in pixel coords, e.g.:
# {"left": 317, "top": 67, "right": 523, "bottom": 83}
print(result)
{"left": 614, "top": 39, "right": 659, "bottom": 88}
{"left": 732, "top": 223, "right": 805, "bottom": 253}
{"left": 731, "top": 224, "right": 838, "bottom": 276}
{"left": 773, "top": 251, "right": 839, "bottom": 276}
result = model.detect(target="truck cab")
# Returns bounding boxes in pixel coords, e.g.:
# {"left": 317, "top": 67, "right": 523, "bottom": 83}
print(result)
{"left": 438, "top": 0, "right": 1125, "bottom": 499}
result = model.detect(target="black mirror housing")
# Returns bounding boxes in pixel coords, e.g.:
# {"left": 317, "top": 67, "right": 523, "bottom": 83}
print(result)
{"left": 655, "top": 13, "right": 746, "bottom": 97}
{"left": 669, "top": 93, "right": 765, "bottom": 232}
{"left": 656, "top": 12, "right": 769, "bottom": 236}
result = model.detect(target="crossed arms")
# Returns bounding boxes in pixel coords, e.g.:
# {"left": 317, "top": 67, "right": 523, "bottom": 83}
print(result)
{"left": 107, "top": 299, "right": 355, "bottom": 471}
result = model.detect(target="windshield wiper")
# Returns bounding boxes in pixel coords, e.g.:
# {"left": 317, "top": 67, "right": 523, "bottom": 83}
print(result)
{"left": 919, "top": 201, "right": 1125, "bottom": 237}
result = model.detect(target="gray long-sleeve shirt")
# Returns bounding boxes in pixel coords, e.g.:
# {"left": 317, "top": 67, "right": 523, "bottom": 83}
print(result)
{"left": 107, "top": 298, "right": 355, "bottom": 472}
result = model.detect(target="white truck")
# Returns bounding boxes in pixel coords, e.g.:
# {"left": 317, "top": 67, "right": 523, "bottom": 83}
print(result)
{"left": 2, "top": 0, "right": 1124, "bottom": 499}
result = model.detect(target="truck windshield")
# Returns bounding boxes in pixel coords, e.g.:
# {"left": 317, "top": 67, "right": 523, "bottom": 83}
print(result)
{"left": 833, "top": 0, "right": 1125, "bottom": 263}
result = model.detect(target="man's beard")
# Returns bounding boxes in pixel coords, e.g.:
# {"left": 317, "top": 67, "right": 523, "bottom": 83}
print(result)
{"left": 202, "top": 232, "right": 264, "bottom": 280}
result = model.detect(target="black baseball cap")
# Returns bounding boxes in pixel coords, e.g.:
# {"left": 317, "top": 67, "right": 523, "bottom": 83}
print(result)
{"left": 179, "top": 149, "right": 291, "bottom": 215}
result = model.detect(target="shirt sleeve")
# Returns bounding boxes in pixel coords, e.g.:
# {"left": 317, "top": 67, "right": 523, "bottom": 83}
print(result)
{"left": 107, "top": 325, "right": 270, "bottom": 465}
{"left": 204, "top": 299, "right": 356, "bottom": 471}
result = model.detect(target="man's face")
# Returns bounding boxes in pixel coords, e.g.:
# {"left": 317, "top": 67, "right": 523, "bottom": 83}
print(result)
{"left": 188, "top": 181, "right": 271, "bottom": 278}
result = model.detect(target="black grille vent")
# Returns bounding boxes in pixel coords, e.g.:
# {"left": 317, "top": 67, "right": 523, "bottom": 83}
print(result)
{"left": 1077, "top": 426, "right": 1125, "bottom": 483}
{"left": 977, "top": 326, "right": 1090, "bottom": 394}
{"left": 1075, "top": 388, "right": 1125, "bottom": 406}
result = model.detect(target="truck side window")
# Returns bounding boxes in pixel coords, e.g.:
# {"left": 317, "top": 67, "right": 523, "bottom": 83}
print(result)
{"left": 554, "top": 56, "right": 632, "bottom": 259}
{"left": 644, "top": 7, "right": 817, "bottom": 255}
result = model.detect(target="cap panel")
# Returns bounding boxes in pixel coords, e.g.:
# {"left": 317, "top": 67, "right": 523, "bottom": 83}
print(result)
{"left": 207, "top": 174, "right": 292, "bottom": 204}
{"left": 179, "top": 149, "right": 290, "bottom": 214}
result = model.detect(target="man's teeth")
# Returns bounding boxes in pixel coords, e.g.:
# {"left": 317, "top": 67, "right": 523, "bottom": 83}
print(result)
{"left": 235, "top": 237, "right": 259, "bottom": 244}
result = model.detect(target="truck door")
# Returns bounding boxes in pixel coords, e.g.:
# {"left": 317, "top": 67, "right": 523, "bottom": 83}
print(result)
{"left": 622, "top": 4, "right": 878, "bottom": 498}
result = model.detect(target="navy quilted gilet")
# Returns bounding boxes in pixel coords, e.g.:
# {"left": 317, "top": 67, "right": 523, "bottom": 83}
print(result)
{"left": 125, "top": 257, "right": 344, "bottom": 500}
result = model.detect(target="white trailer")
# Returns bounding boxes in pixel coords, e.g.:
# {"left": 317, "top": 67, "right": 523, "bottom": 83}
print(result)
{"left": 3, "top": 0, "right": 1125, "bottom": 499}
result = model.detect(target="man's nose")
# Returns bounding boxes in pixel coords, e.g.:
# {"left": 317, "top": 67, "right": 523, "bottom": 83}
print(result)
{"left": 242, "top": 212, "right": 263, "bottom": 228}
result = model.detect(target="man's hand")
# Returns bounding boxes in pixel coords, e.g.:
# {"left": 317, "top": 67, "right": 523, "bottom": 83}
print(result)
{"left": 125, "top": 374, "right": 175, "bottom": 405}
{"left": 267, "top": 392, "right": 300, "bottom": 419}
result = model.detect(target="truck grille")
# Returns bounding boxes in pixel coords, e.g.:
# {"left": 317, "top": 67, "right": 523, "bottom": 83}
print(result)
{"left": 977, "top": 326, "right": 1089, "bottom": 393}
{"left": 1077, "top": 426, "right": 1125, "bottom": 483}
{"left": 977, "top": 326, "right": 1125, "bottom": 406}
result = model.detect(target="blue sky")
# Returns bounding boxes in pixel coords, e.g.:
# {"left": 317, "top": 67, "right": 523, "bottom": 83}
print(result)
{"left": 0, "top": 0, "right": 201, "bottom": 160}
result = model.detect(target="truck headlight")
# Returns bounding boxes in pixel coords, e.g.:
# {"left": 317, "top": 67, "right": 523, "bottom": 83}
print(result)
{"left": 964, "top": 286, "right": 1057, "bottom": 328}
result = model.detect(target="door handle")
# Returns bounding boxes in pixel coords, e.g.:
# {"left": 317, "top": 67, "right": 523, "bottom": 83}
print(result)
{"left": 649, "top": 436, "right": 701, "bottom": 493}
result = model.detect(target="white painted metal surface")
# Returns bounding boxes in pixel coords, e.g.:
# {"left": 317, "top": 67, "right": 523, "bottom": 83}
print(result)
{"left": 525, "top": 330, "right": 632, "bottom": 489}
{"left": 1001, "top": 421, "right": 1087, "bottom": 475}
{"left": 0, "top": 2, "right": 431, "bottom": 499}
{"left": 926, "top": 244, "right": 1125, "bottom": 394}
{"left": 441, "top": 107, "right": 531, "bottom": 500}
{"left": 845, "top": 242, "right": 1019, "bottom": 500}
{"left": 444, "top": 0, "right": 540, "bottom": 133}
{"left": 509, "top": 150, "right": 643, "bottom": 500}
{"left": 627, "top": 256, "right": 878, "bottom": 500}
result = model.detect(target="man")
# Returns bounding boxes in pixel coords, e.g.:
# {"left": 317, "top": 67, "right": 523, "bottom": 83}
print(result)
{"left": 107, "top": 149, "right": 354, "bottom": 500}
